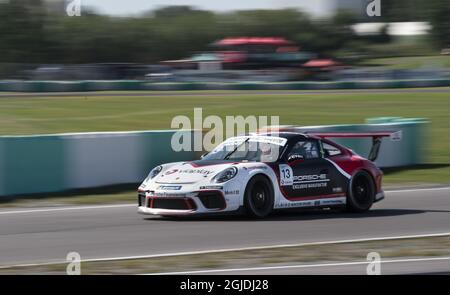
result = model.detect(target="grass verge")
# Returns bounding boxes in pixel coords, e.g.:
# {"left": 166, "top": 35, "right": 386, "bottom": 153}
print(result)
{"left": 1, "top": 235, "right": 449, "bottom": 274}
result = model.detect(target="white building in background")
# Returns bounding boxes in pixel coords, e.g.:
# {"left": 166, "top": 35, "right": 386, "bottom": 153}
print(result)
{"left": 293, "top": 0, "right": 364, "bottom": 17}
{"left": 353, "top": 22, "right": 431, "bottom": 36}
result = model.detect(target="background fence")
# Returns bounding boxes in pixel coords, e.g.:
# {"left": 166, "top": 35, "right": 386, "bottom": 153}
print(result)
{"left": 0, "top": 118, "right": 428, "bottom": 197}
{"left": 1, "top": 79, "right": 450, "bottom": 92}
{"left": 0, "top": 130, "right": 198, "bottom": 196}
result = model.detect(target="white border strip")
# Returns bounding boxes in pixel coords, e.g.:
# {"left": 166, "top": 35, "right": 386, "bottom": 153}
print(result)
{"left": 2, "top": 232, "right": 450, "bottom": 269}
{"left": 144, "top": 256, "right": 450, "bottom": 275}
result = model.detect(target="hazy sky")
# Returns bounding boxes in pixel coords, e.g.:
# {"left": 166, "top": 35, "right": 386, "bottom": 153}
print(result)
{"left": 81, "top": 0, "right": 331, "bottom": 16}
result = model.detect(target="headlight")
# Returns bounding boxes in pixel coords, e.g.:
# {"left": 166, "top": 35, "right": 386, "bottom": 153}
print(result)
{"left": 212, "top": 167, "right": 238, "bottom": 183}
{"left": 145, "top": 165, "right": 163, "bottom": 181}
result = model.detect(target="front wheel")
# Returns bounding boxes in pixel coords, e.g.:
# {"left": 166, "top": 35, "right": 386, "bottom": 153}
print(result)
{"left": 244, "top": 175, "right": 274, "bottom": 218}
{"left": 346, "top": 171, "right": 375, "bottom": 213}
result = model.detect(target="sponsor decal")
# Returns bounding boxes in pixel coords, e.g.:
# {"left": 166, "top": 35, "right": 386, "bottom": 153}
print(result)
{"left": 321, "top": 199, "right": 345, "bottom": 205}
{"left": 154, "top": 192, "right": 185, "bottom": 198}
{"left": 278, "top": 198, "right": 346, "bottom": 208}
{"left": 293, "top": 174, "right": 328, "bottom": 183}
{"left": 178, "top": 169, "right": 214, "bottom": 175}
{"left": 277, "top": 201, "right": 314, "bottom": 208}
{"left": 225, "top": 190, "right": 240, "bottom": 195}
{"left": 165, "top": 169, "right": 178, "bottom": 175}
{"left": 332, "top": 187, "right": 343, "bottom": 193}
{"left": 279, "top": 164, "right": 293, "bottom": 186}
{"left": 200, "top": 185, "right": 223, "bottom": 190}
{"left": 158, "top": 185, "right": 182, "bottom": 190}
{"left": 164, "top": 168, "right": 214, "bottom": 176}
{"left": 223, "top": 136, "right": 287, "bottom": 147}
{"left": 245, "top": 165, "right": 268, "bottom": 171}
{"left": 291, "top": 174, "right": 329, "bottom": 190}
{"left": 390, "top": 131, "right": 402, "bottom": 141}
{"left": 293, "top": 182, "right": 327, "bottom": 190}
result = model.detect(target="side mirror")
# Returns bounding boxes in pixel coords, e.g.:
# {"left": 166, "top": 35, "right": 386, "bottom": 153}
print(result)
{"left": 200, "top": 153, "right": 208, "bottom": 159}
{"left": 288, "top": 154, "right": 304, "bottom": 163}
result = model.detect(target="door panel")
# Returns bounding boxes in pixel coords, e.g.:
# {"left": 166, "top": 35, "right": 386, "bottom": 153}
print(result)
{"left": 280, "top": 158, "right": 334, "bottom": 199}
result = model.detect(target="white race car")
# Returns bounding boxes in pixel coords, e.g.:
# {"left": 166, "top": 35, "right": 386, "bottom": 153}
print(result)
{"left": 138, "top": 131, "right": 386, "bottom": 218}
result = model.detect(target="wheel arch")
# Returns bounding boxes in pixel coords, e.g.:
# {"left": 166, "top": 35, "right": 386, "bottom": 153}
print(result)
{"left": 352, "top": 168, "right": 377, "bottom": 189}
{"left": 346, "top": 168, "right": 376, "bottom": 212}
{"left": 243, "top": 172, "right": 275, "bottom": 207}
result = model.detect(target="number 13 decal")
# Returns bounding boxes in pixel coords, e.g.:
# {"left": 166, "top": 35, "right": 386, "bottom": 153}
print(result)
{"left": 279, "top": 164, "right": 293, "bottom": 186}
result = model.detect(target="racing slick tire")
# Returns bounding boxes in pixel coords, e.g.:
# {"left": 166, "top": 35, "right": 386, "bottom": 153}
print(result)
{"left": 244, "top": 175, "right": 274, "bottom": 218}
{"left": 346, "top": 170, "right": 375, "bottom": 213}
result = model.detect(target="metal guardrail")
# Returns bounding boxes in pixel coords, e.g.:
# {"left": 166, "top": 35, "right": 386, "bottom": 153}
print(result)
{"left": 0, "top": 79, "right": 450, "bottom": 92}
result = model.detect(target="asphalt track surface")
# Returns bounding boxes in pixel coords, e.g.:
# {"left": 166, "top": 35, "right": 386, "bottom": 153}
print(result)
{"left": 1, "top": 187, "right": 450, "bottom": 272}
{"left": 1, "top": 87, "right": 450, "bottom": 98}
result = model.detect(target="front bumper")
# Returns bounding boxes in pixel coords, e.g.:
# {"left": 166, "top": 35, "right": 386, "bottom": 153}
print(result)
{"left": 138, "top": 206, "right": 196, "bottom": 216}
{"left": 137, "top": 190, "right": 227, "bottom": 216}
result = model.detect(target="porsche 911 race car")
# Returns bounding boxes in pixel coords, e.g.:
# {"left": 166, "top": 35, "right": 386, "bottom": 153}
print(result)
{"left": 138, "top": 130, "right": 392, "bottom": 218}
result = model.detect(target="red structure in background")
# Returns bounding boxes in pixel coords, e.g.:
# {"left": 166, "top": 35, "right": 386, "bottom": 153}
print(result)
{"left": 302, "top": 59, "right": 345, "bottom": 71}
{"left": 212, "top": 37, "right": 303, "bottom": 69}
{"left": 214, "top": 37, "right": 294, "bottom": 47}
{"left": 162, "top": 36, "right": 337, "bottom": 77}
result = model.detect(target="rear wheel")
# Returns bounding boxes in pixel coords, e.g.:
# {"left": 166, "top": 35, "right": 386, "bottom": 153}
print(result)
{"left": 346, "top": 171, "right": 375, "bottom": 213}
{"left": 244, "top": 175, "right": 274, "bottom": 218}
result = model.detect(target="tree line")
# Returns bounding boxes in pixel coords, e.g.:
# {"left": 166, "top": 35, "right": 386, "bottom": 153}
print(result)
{"left": 0, "top": 0, "right": 448, "bottom": 65}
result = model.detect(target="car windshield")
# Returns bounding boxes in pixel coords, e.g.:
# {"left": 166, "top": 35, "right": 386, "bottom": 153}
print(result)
{"left": 203, "top": 136, "right": 287, "bottom": 162}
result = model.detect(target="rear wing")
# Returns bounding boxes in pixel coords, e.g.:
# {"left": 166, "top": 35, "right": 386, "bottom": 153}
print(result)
{"left": 307, "top": 131, "right": 402, "bottom": 162}
{"left": 258, "top": 126, "right": 401, "bottom": 162}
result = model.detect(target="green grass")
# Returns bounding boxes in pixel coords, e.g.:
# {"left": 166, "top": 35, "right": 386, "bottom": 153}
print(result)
{"left": 1, "top": 90, "right": 449, "bottom": 161}
{"left": 0, "top": 188, "right": 136, "bottom": 207}
{"left": 0, "top": 89, "right": 449, "bottom": 204}
{"left": 362, "top": 55, "right": 450, "bottom": 70}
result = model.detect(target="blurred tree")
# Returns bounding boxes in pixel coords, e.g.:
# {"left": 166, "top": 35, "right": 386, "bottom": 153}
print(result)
{"left": 293, "top": 10, "right": 358, "bottom": 55}
{"left": 381, "top": 0, "right": 428, "bottom": 22}
{"left": 0, "top": 0, "right": 47, "bottom": 63}
{"left": 427, "top": 0, "right": 450, "bottom": 48}
{"left": 220, "top": 9, "right": 313, "bottom": 40}
{"left": 0, "top": 4, "right": 361, "bottom": 65}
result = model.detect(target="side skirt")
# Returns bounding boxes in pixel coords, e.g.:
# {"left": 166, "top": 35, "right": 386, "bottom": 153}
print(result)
{"left": 275, "top": 196, "right": 347, "bottom": 210}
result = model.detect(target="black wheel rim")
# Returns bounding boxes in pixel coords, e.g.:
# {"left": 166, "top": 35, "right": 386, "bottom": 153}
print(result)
{"left": 251, "top": 182, "right": 270, "bottom": 210}
{"left": 352, "top": 176, "right": 371, "bottom": 206}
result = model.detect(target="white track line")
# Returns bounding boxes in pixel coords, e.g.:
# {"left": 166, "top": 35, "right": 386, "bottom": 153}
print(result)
{"left": 0, "top": 204, "right": 135, "bottom": 215}
{"left": 386, "top": 187, "right": 450, "bottom": 193}
{"left": 144, "top": 256, "right": 450, "bottom": 275}
{"left": 2, "top": 232, "right": 450, "bottom": 269}
{"left": 0, "top": 186, "right": 449, "bottom": 216}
